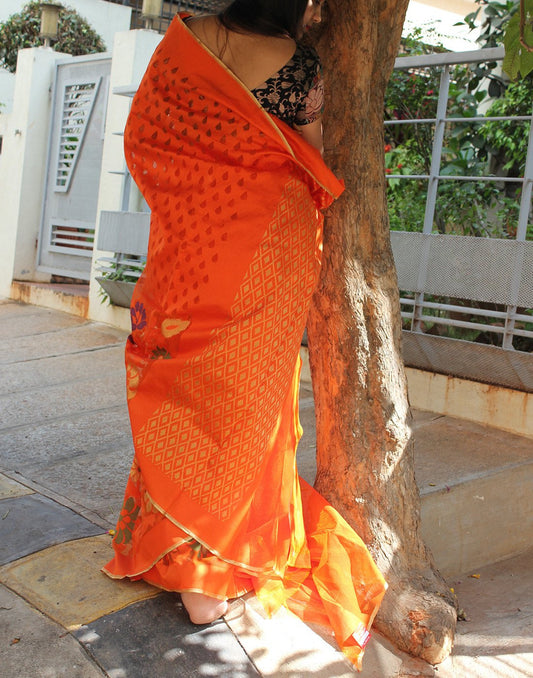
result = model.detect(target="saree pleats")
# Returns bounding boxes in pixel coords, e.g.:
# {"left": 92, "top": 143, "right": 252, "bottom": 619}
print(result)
{"left": 103, "top": 15, "right": 386, "bottom": 668}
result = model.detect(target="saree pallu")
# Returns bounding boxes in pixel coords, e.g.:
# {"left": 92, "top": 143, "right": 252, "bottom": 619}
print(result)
{"left": 103, "top": 15, "right": 387, "bottom": 669}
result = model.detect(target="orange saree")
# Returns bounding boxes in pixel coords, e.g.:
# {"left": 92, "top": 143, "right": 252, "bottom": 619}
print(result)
{"left": 103, "top": 15, "right": 387, "bottom": 668}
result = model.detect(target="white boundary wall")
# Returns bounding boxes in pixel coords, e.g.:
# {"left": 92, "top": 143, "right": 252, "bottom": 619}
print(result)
{"left": 405, "top": 0, "right": 478, "bottom": 51}
{"left": 0, "top": 48, "right": 71, "bottom": 295}
{"left": 0, "top": 30, "right": 160, "bottom": 311}
{"left": 0, "top": 70, "right": 15, "bottom": 113}
{"left": 88, "top": 29, "right": 162, "bottom": 330}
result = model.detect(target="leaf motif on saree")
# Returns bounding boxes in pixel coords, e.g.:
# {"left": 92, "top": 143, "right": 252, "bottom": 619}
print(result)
{"left": 130, "top": 301, "right": 147, "bottom": 331}
{"left": 186, "top": 538, "right": 212, "bottom": 561}
{"left": 150, "top": 346, "right": 172, "bottom": 360}
{"left": 161, "top": 317, "right": 191, "bottom": 338}
{"left": 126, "top": 363, "right": 140, "bottom": 401}
{"left": 114, "top": 496, "right": 140, "bottom": 547}
{"left": 128, "top": 459, "right": 141, "bottom": 485}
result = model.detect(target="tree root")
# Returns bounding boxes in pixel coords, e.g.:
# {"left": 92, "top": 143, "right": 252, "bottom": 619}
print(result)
{"left": 374, "top": 570, "right": 457, "bottom": 665}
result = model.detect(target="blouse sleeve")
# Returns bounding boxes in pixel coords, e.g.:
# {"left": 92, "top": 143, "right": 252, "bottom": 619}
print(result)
{"left": 295, "top": 54, "right": 324, "bottom": 126}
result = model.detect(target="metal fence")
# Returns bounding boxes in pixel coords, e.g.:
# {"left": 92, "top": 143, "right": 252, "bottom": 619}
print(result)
{"left": 387, "top": 47, "right": 532, "bottom": 392}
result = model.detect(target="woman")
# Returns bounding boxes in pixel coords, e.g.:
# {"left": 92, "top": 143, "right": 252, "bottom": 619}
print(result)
{"left": 104, "top": 0, "right": 386, "bottom": 668}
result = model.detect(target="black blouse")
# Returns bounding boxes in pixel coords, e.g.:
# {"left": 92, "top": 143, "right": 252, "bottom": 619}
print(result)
{"left": 252, "top": 44, "right": 324, "bottom": 128}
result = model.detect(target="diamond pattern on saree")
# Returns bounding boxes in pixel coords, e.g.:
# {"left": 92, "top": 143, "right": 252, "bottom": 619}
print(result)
{"left": 135, "top": 177, "right": 320, "bottom": 520}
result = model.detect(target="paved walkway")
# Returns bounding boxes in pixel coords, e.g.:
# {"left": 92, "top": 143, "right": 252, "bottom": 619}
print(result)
{"left": 1, "top": 299, "right": 532, "bottom": 677}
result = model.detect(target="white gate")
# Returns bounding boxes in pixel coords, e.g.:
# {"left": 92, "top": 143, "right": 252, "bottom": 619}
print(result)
{"left": 38, "top": 54, "right": 111, "bottom": 280}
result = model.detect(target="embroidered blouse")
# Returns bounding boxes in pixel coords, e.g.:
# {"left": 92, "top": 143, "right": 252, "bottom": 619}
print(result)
{"left": 252, "top": 44, "right": 324, "bottom": 128}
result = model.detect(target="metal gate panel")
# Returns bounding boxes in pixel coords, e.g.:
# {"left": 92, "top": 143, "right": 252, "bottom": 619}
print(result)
{"left": 38, "top": 54, "right": 111, "bottom": 280}
{"left": 55, "top": 79, "right": 101, "bottom": 193}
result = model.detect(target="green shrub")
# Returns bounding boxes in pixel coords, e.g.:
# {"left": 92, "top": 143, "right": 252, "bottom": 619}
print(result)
{"left": 0, "top": 1, "right": 105, "bottom": 73}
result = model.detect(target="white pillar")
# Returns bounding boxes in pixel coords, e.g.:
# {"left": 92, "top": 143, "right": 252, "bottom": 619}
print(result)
{"left": 0, "top": 47, "right": 70, "bottom": 296}
{"left": 0, "top": 70, "right": 16, "bottom": 113}
{"left": 88, "top": 29, "right": 162, "bottom": 329}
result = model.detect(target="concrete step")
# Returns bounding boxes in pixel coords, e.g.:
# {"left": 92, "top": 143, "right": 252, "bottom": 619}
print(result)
{"left": 297, "top": 386, "right": 533, "bottom": 578}
{"left": 10, "top": 281, "right": 89, "bottom": 317}
{"left": 414, "top": 411, "right": 533, "bottom": 577}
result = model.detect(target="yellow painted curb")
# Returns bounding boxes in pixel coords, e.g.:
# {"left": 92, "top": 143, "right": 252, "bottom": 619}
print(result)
{"left": 0, "top": 474, "right": 34, "bottom": 500}
{"left": 0, "top": 535, "right": 159, "bottom": 629}
{"left": 406, "top": 368, "right": 533, "bottom": 439}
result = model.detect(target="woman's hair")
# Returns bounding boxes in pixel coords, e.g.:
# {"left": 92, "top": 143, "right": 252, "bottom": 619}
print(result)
{"left": 218, "top": 0, "right": 309, "bottom": 40}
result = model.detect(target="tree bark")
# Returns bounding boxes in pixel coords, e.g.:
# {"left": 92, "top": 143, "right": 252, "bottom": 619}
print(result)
{"left": 307, "top": 0, "right": 457, "bottom": 665}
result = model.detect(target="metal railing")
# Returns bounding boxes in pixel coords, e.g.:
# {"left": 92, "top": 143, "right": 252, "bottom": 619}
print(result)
{"left": 386, "top": 47, "right": 532, "bottom": 390}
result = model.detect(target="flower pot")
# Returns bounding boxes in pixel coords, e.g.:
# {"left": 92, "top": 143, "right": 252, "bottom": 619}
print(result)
{"left": 96, "top": 277, "right": 136, "bottom": 308}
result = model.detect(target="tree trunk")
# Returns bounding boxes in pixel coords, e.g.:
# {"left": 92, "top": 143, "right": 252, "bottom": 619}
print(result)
{"left": 307, "top": 0, "right": 457, "bottom": 665}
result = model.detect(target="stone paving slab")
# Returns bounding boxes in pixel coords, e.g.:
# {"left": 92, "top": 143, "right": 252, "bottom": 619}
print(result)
{"left": 297, "top": 392, "right": 318, "bottom": 486}
{"left": 225, "top": 594, "right": 434, "bottom": 678}
{"left": 74, "top": 594, "right": 259, "bottom": 677}
{"left": 0, "top": 472, "right": 34, "bottom": 500}
{"left": 3, "top": 301, "right": 533, "bottom": 678}
{"left": 25, "top": 444, "right": 134, "bottom": 527}
{"left": 0, "top": 299, "right": 57, "bottom": 317}
{"left": 0, "top": 535, "right": 159, "bottom": 630}
{"left": 0, "top": 404, "right": 131, "bottom": 471}
{"left": 414, "top": 415, "right": 533, "bottom": 493}
{"left": 411, "top": 410, "right": 443, "bottom": 428}
{"left": 226, "top": 595, "right": 358, "bottom": 677}
{"left": 2, "top": 344, "right": 125, "bottom": 396}
{"left": 1, "top": 323, "right": 125, "bottom": 365}
{"left": 0, "top": 303, "right": 86, "bottom": 339}
{"left": 1, "top": 370, "right": 128, "bottom": 430}
{"left": 437, "top": 548, "right": 533, "bottom": 678}
{"left": 296, "top": 398, "right": 455, "bottom": 490}
{"left": 0, "top": 584, "right": 106, "bottom": 678}
{"left": 0, "top": 494, "right": 101, "bottom": 565}
{"left": 0, "top": 471, "right": 113, "bottom": 532}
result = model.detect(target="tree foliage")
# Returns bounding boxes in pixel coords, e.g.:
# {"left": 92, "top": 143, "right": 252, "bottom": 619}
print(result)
{"left": 482, "top": 78, "right": 533, "bottom": 173}
{"left": 461, "top": 0, "right": 533, "bottom": 79}
{"left": 385, "top": 0, "right": 533, "bottom": 240}
{"left": 462, "top": 0, "right": 518, "bottom": 48}
{"left": 0, "top": 1, "right": 105, "bottom": 73}
{"left": 385, "top": 37, "right": 505, "bottom": 238}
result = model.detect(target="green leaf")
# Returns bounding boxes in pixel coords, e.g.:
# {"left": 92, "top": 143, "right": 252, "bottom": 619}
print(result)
{"left": 503, "top": 13, "right": 521, "bottom": 79}
{"left": 519, "top": 51, "right": 533, "bottom": 77}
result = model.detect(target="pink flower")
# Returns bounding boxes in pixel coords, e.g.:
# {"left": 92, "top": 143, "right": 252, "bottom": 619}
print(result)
{"left": 305, "top": 79, "right": 324, "bottom": 119}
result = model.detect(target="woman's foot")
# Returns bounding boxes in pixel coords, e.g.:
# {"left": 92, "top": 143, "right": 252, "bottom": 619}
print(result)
{"left": 181, "top": 591, "right": 229, "bottom": 624}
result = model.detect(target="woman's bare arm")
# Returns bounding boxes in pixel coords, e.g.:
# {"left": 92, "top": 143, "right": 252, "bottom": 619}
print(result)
{"left": 295, "top": 117, "right": 324, "bottom": 154}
